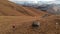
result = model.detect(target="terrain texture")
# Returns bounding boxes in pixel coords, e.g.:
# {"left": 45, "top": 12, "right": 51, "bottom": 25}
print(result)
{"left": 0, "top": 0, "right": 60, "bottom": 34}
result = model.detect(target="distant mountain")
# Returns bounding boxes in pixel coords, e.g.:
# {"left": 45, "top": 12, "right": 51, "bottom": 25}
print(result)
{"left": 12, "top": 1, "right": 60, "bottom": 15}
{"left": 36, "top": 4, "right": 60, "bottom": 15}
{"left": 11, "top": 1, "right": 60, "bottom": 6}
{"left": 47, "top": 4, "right": 60, "bottom": 15}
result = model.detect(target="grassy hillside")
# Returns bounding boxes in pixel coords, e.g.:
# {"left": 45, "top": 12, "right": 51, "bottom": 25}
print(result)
{"left": 0, "top": 0, "right": 48, "bottom": 16}
{"left": 0, "top": 0, "right": 59, "bottom": 34}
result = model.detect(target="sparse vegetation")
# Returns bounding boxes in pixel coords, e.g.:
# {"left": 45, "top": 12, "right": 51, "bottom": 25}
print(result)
{"left": 0, "top": 0, "right": 60, "bottom": 34}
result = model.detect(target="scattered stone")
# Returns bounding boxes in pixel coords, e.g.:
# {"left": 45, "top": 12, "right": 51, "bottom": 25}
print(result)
{"left": 32, "top": 21, "right": 40, "bottom": 28}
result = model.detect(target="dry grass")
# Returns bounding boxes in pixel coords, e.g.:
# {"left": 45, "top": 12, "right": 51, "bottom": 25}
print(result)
{"left": 0, "top": 0, "right": 60, "bottom": 34}
{"left": 0, "top": 0, "right": 48, "bottom": 16}
{"left": 0, "top": 15, "right": 60, "bottom": 34}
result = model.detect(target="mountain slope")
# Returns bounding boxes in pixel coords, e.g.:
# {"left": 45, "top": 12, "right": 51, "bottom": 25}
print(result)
{"left": 0, "top": 0, "right": 48, "bottom": 16}
{"left": 0, "top": 0, "right": 24, "bottom": 16}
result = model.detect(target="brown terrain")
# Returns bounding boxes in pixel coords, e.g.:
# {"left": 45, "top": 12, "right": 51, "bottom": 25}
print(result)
{"left": 0, "top": 0, "right": 60, "bottom": 34}
{"left": 0, "top": 16, "right": 60, "bottom": 34}
{"left": 0, "top": 0, "right": 48, "bottom": 16}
